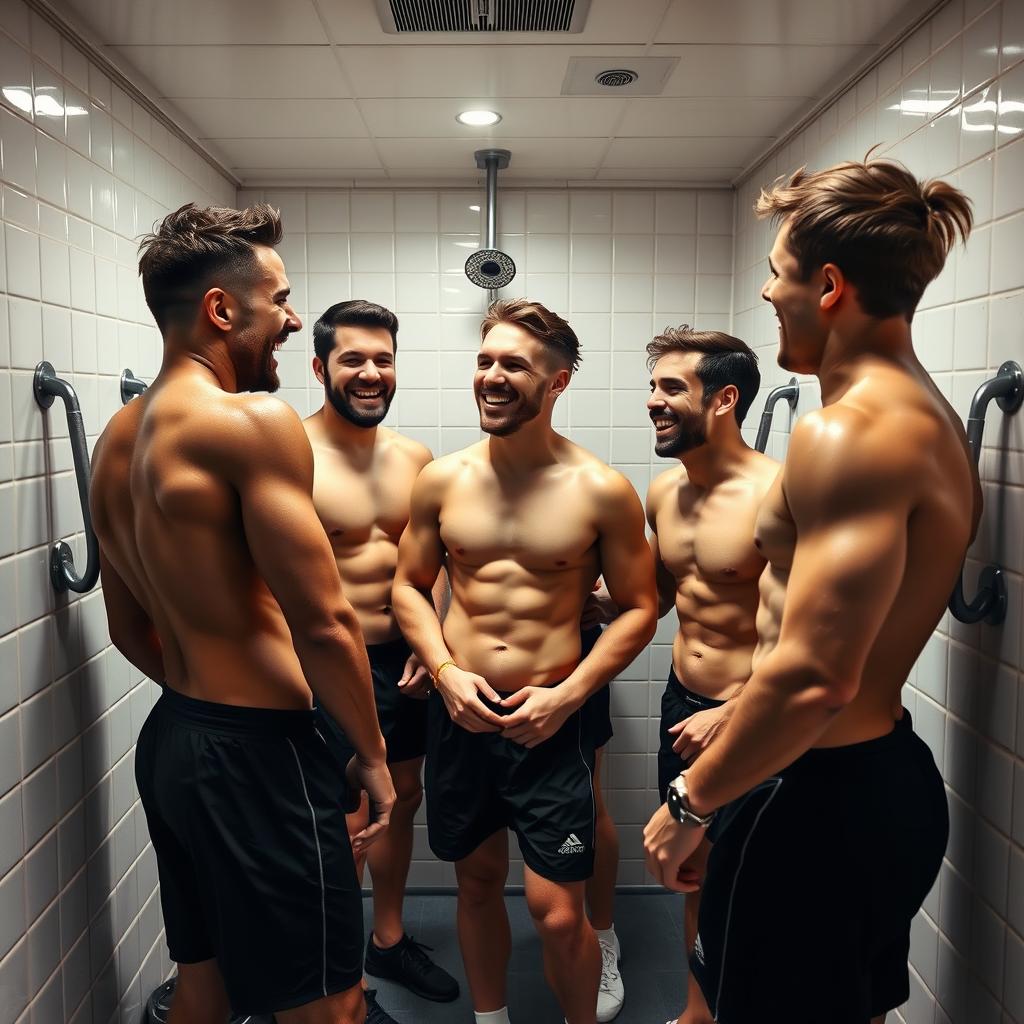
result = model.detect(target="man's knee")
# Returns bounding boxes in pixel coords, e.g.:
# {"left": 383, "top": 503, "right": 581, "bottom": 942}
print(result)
{"left": 168, "top": 963, "right": 230, "bottom": 1024}
{"left": 528, "top": 898, "right": 588, "bottom": 947}
{"left": 276, "top": 983, "right": 366, "bottom": 1024}
{"left": 389, "top": 761, "right": 424, "bottom": 815}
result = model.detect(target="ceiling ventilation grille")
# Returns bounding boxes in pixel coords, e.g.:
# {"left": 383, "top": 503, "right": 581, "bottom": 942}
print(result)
{"left": 378, "top": 0, "right": 591, "bottom": 33}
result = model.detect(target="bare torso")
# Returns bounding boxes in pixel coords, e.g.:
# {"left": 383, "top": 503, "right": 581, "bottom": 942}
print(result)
{"left": 436, "top": 439, "right": 613, "bottom": 690}
{"left": 753, "top": 359, "right": 977, "bottom": 746}
{"left": 91, "top": 372, "right": 314, "bottom": 709}
{"left": 652, "top": 452, "right": 779, "bottom": 699}
{"left": 304, "top": 419, "right": 430, "bottom": 645}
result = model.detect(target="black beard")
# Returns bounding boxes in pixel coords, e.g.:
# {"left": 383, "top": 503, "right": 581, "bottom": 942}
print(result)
{"left": 326, "top": 382, "right": 394, "bottom": 427}
{"left": 653, "top": 411, "right": 707, "bottom": 458}
{"left": 477, "top": 387, "right": 544, "bottom": 436}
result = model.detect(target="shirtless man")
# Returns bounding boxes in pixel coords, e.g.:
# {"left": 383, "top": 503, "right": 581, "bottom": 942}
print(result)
{"left": 89, "top": 203, "right": 395, "bottom": 1024}
{"left": 303, "top": 300, "right": 458, "bottom": 1006}
{"left": 393, "top": 299, "right": 658, "bottom": 1024}
{"left": 643, "top": 159, "right": 976, "bottom": 1024}
{"left": 643, "top": 326, "right": 777, "bottom": 1024}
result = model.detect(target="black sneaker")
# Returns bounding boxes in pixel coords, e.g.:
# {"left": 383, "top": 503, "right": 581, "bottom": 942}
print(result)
{"left": 365, "top": 988, "right": 400, "bottom": 1024}
{"left": 364, "top": 933, "right": 460, "bottom": 1002}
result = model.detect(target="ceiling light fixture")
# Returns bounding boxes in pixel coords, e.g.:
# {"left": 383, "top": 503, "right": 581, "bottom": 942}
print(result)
{"left": 456, "top": 109, "right": 501, "bottom": 127}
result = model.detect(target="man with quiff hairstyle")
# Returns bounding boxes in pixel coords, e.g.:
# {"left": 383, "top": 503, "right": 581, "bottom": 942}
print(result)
{"left": 644, "top": 159, "right": 977, "bottom": 1024}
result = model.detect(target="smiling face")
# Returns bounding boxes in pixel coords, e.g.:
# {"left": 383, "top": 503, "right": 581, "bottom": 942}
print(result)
{"left": 233, "top": 245, "right": 302, "bottom": 393}
{"left": 762, "top": 220, "right": 828, "bottom": 375}
{"left": 647, "top": 350, "right": 711, "bottom": 458}
{"left": 474, "top": 321, "right": 567, "bottom": 436}
{"left": 317, "top": 325, "right": 396, "bottom": 427}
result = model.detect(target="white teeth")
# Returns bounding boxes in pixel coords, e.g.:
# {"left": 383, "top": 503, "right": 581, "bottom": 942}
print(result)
{"left": 483, "top": 394, "right": 513, "bottom": 405}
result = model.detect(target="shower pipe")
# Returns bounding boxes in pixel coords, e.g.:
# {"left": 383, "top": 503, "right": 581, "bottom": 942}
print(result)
{"left": 753, "top": 377, "right": 799, "bottom": 454}
{"left": 949, "top": 360, "right": 1023, "bottom": 626}
{"left": 475, "top": 147, "right": 511, "bottom": 302}
{"left": 120, "top": 368, "right": 148, "bottom": 404}
{"left": 32, "top": 361, "right": 100, "bottom": 593}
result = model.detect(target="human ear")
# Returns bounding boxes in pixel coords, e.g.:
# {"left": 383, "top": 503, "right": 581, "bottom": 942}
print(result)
{"left": 202, "top": 287, "right": 232, "bottom": 333}
{"left": 820, "top": 263, "right": 845, "bottom": 311}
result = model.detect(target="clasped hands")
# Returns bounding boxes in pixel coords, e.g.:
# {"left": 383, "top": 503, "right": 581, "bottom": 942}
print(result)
{"left": 434, "top": 664, "right": 573, "bottom": 748}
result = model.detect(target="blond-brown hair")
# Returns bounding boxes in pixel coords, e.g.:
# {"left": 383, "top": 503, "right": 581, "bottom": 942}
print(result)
{"left": 755, "top": 157, "right": 972, "bottom": 320}
{"left": 480, "top": 298, "right": 581, "bottom": 372}
{"left": 138, "top": 202, "right": 283, "bottom": 330}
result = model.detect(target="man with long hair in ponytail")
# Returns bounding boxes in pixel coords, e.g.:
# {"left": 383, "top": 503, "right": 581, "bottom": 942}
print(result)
{"left": 643, "top": 158, "right": 978, "bottom": 1024}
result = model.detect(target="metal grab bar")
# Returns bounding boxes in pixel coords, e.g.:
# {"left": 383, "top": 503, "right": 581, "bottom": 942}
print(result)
{"left": 949, "top": 360, "right": 1023, "bottom": 626}
{"left": 32, "top": 361, "right": 100, "bottom": 593}
{"left": 754, "top": 377, "right": 799, "bottom": 453}
{"left": 120, "top": 368, "right": 148, "bottom": 404}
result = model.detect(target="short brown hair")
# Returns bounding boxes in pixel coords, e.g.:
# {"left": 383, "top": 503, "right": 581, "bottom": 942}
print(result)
{"left": 646, "top": 326, "right": 761, "bottom": 425}
{"left": 138, "top": 202, "right": 283, "bottom": 331}
{"left": 755, "top": 157, "right": 972, "bottom": 320}
{"left": 480, "top": 298, "right": 581, "bottom": 372}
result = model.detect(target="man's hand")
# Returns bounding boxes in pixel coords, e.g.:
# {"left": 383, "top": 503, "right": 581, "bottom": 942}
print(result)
{"left": 346, "top": 757, "right": 396, "bottom": 854}
{"left": 437, "top": 665, "right": 506, "bottom": 733}
{"left": 643, "top": 803, "right": 704, "bottom": 892}
{"left": 671, "top": 703, "right": 734, "bottom": 761}
{"left": 581, "top": 578, "right": 619, "bottom": 629}
{"left": 397, "top": 653, "right": 431, "bottom": 700}
{"left": 500, "top": 686, "right": 574, "bottom": 747}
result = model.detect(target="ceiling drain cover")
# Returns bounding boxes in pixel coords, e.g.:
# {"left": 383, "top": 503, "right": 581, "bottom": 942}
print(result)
{"left": 465, "top": 249, "right": 516, "bottom": 289}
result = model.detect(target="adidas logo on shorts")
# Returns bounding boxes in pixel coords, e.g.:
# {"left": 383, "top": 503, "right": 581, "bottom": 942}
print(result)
{"left": 558, "top": 833, "right": 586, "bottom": 854}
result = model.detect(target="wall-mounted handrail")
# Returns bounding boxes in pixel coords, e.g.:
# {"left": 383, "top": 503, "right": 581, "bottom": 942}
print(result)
{"left": 33, "top": 362, "right": 100, "bottom": 593}
{"left": 120, "top": 368, "right": 148, "bottom": 404}
{"left": 754, "top": 377, "right": 799, "bottom": 453}
{"left": 949, "top": 360, "right": 1023, "bottom": 626}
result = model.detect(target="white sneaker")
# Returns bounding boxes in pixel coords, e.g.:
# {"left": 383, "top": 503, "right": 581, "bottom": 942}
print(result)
{"left": 596, "top": 933, "right": 624, "bottom": 1022}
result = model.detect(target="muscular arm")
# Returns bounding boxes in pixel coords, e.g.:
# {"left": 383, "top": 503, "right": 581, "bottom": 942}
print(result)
{"left": 227, "top": 400, "right": 386, "bottom": 766}
{"left": 646, "top": 475, "right": 680, "bottom": 618}
{"left": 99, "top": 551, "right": 165, "bottom": 682}
{"left": 684, "top": 410, "right": 915, "bottom": 815}
{"left": 561, "top": 475, "right": 659, "bottom": 708}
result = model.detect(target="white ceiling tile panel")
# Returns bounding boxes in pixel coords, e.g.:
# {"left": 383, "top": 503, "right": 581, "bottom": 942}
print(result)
{"left": 172, "top": 98, "right": 370, "bottom": 139}
{"left": 617, "top": 97, "right": 810, "bottom": 137}
{"left": 603, "top": 136, "right": 772, "bottom": 167}
{"left": 375, "top": 137, "right": 608, "bottom": 169}
{"left": 214, "top": 138, "right": 383, "bottom": 169}
{"left": 112, "top": 45, "right": 351, "bottom": 98}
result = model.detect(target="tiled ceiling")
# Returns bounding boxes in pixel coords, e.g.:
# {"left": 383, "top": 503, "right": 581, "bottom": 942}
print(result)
{"left": 52, "top": 0, "right": 937, "bottom": 187}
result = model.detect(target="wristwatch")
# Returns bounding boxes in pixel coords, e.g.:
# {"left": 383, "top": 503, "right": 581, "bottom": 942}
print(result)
{"left": 666, "top": 772, "right": 716, "bottom": 828}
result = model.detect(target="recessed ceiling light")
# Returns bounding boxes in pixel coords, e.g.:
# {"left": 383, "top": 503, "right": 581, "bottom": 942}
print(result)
{"left": 456, "top": 109, "right": 501, "bottom": 127}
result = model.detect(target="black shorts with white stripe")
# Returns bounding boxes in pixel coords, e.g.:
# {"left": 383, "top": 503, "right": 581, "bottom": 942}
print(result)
{"left": 135, "top": 686, "right": 364, "bottom": 1017}
{"left": 425, "top": 681, "right": 599, "bottom": 882}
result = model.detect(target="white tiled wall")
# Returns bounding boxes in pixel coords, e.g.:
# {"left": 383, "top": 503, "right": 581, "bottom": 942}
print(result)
{"left": 236, "top": 183, "right": 735, "bottom": 887}
{"left": 732, "top": 2, "right": 1024, "bottom": 1021}
{"left": 0, "top": 2, "right": 235, "bottom": 1021}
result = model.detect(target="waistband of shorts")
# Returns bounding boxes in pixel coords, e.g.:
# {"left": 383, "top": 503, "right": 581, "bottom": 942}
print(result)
{"left": 366, "top": 635, "right": 411, "bottom": 657}
{"left": 667, "top": 668, "right": 727, "bottom": 711}
{"left": 156, "top": 685, "right": 317, "bottom": 737}
{"left": 785, "top": 710, "right": 915, "bottom": 771}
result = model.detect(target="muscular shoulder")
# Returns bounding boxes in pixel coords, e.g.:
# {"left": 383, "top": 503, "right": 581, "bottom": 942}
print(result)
{"left": 645, "top": 465, "right": 688, "bottom": 526}
{"left": 208, "top": 394, "right": 312, "bottom": 478}
{"left": 409, "top": 444, "right": 476, "bottom": 505}
{"left": 381, "top": 427, "right": 433, "bottom": 471}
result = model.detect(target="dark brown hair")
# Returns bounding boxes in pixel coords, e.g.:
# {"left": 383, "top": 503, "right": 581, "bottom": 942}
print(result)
{"left": 480, "top": 298, "right": 581, "bottom": 372}
{"left": 138, "top": 202, "right": 283, "bottom": 330}
{"left": 755, "top": 157, "right": 972, "bottom": 320}
{"left": 646, "top": 326, "right": 761, "bottom": 425}
{"left": 313, "top": 300, "right": 399, "bottom": 362}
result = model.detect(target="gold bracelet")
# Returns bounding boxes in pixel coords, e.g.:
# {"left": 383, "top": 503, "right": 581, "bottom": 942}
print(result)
{"left": 434, "top": 659, "right": 457, "bottom": 683}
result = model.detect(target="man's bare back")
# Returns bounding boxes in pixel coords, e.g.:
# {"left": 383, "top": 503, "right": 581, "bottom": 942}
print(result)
{"left": 649, "top": 450, "right": 778, "bottom": 700}
{"left": 305, "top": 420, "right": 431, "bottom": 645}
{"left": 754, "top": 355, "right": 975, "bottom": 747}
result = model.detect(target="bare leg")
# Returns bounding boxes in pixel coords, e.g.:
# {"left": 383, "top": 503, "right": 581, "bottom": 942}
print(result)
{"left": 167, "top": 960, "right": 230, "bottom": 1024}
{"left": 524, "top": 865, "right": 601, "bottom": 1024}
{"left": 677, "top": 837, "right": 713, "bottom": 1024}
{"left": 586, "top": 747, "right": 618, "bottom": 932}
{"left": 346, "top": 792, "right": 371, "bottom": 885}
{"left": 275, "top": 982, "right": 366, "bottom": 1024}
{"left": 455, "top": 830, "right": 511, "bottom": 1012}
{"left": 366, "top": 756, "right": 423, "bottom": 948}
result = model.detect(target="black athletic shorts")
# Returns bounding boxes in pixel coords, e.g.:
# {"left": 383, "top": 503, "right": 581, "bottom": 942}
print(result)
{"left": 135, "top": 687, "right": 364, "bottom": 1016}
{"left": 425, "top": 681, "right": 599, "bottom": 882}
{"left": 690, "top": 711, "right": 948, "bottom": 1024}
{"left": 657, "top": 668, "right": 727, "bottom": 801}
{"left": 580, "top": 625, "right": 613, "bottom": 750}
{"left": 318, "top": 636, "right": 428, "bottom": 768}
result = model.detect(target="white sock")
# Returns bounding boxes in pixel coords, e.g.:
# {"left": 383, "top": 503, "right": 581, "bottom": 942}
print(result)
{"left": 475, "top": 1009, "right": 511, "bottom": 1024}
{"left": 595, "top": 925, "right": 617, "bottom": 945}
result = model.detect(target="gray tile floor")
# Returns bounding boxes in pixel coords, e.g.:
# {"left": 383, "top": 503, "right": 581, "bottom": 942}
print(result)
{"left": 366, "top": 892, "right": 691, "bottom": 1024}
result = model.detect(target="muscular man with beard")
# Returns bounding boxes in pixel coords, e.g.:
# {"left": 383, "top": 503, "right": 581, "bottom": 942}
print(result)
{"left": 644, "top": 328, "right": 777, "bottom": 1024}
{"left": 644, "top": 160, "right": 974, "bottom": 1024}
{"left": 302, "top": 300, "right": 459, "bottom": 1012}
{"left": 90, "top": 204, "right": 393, "bottom": 1024}
{"left": 393, "top": 300, "right": 658, "bottom": 1024}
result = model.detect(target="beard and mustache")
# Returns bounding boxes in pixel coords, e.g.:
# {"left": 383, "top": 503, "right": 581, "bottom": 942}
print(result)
{"left": 475, "top": 382, "right": 545, "bottom": 437}
{"left": 323, "top": 368, "right": 395, "bottom": 427}
{"left": 651, "top": 406, "right": 708, "bottom": 458}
